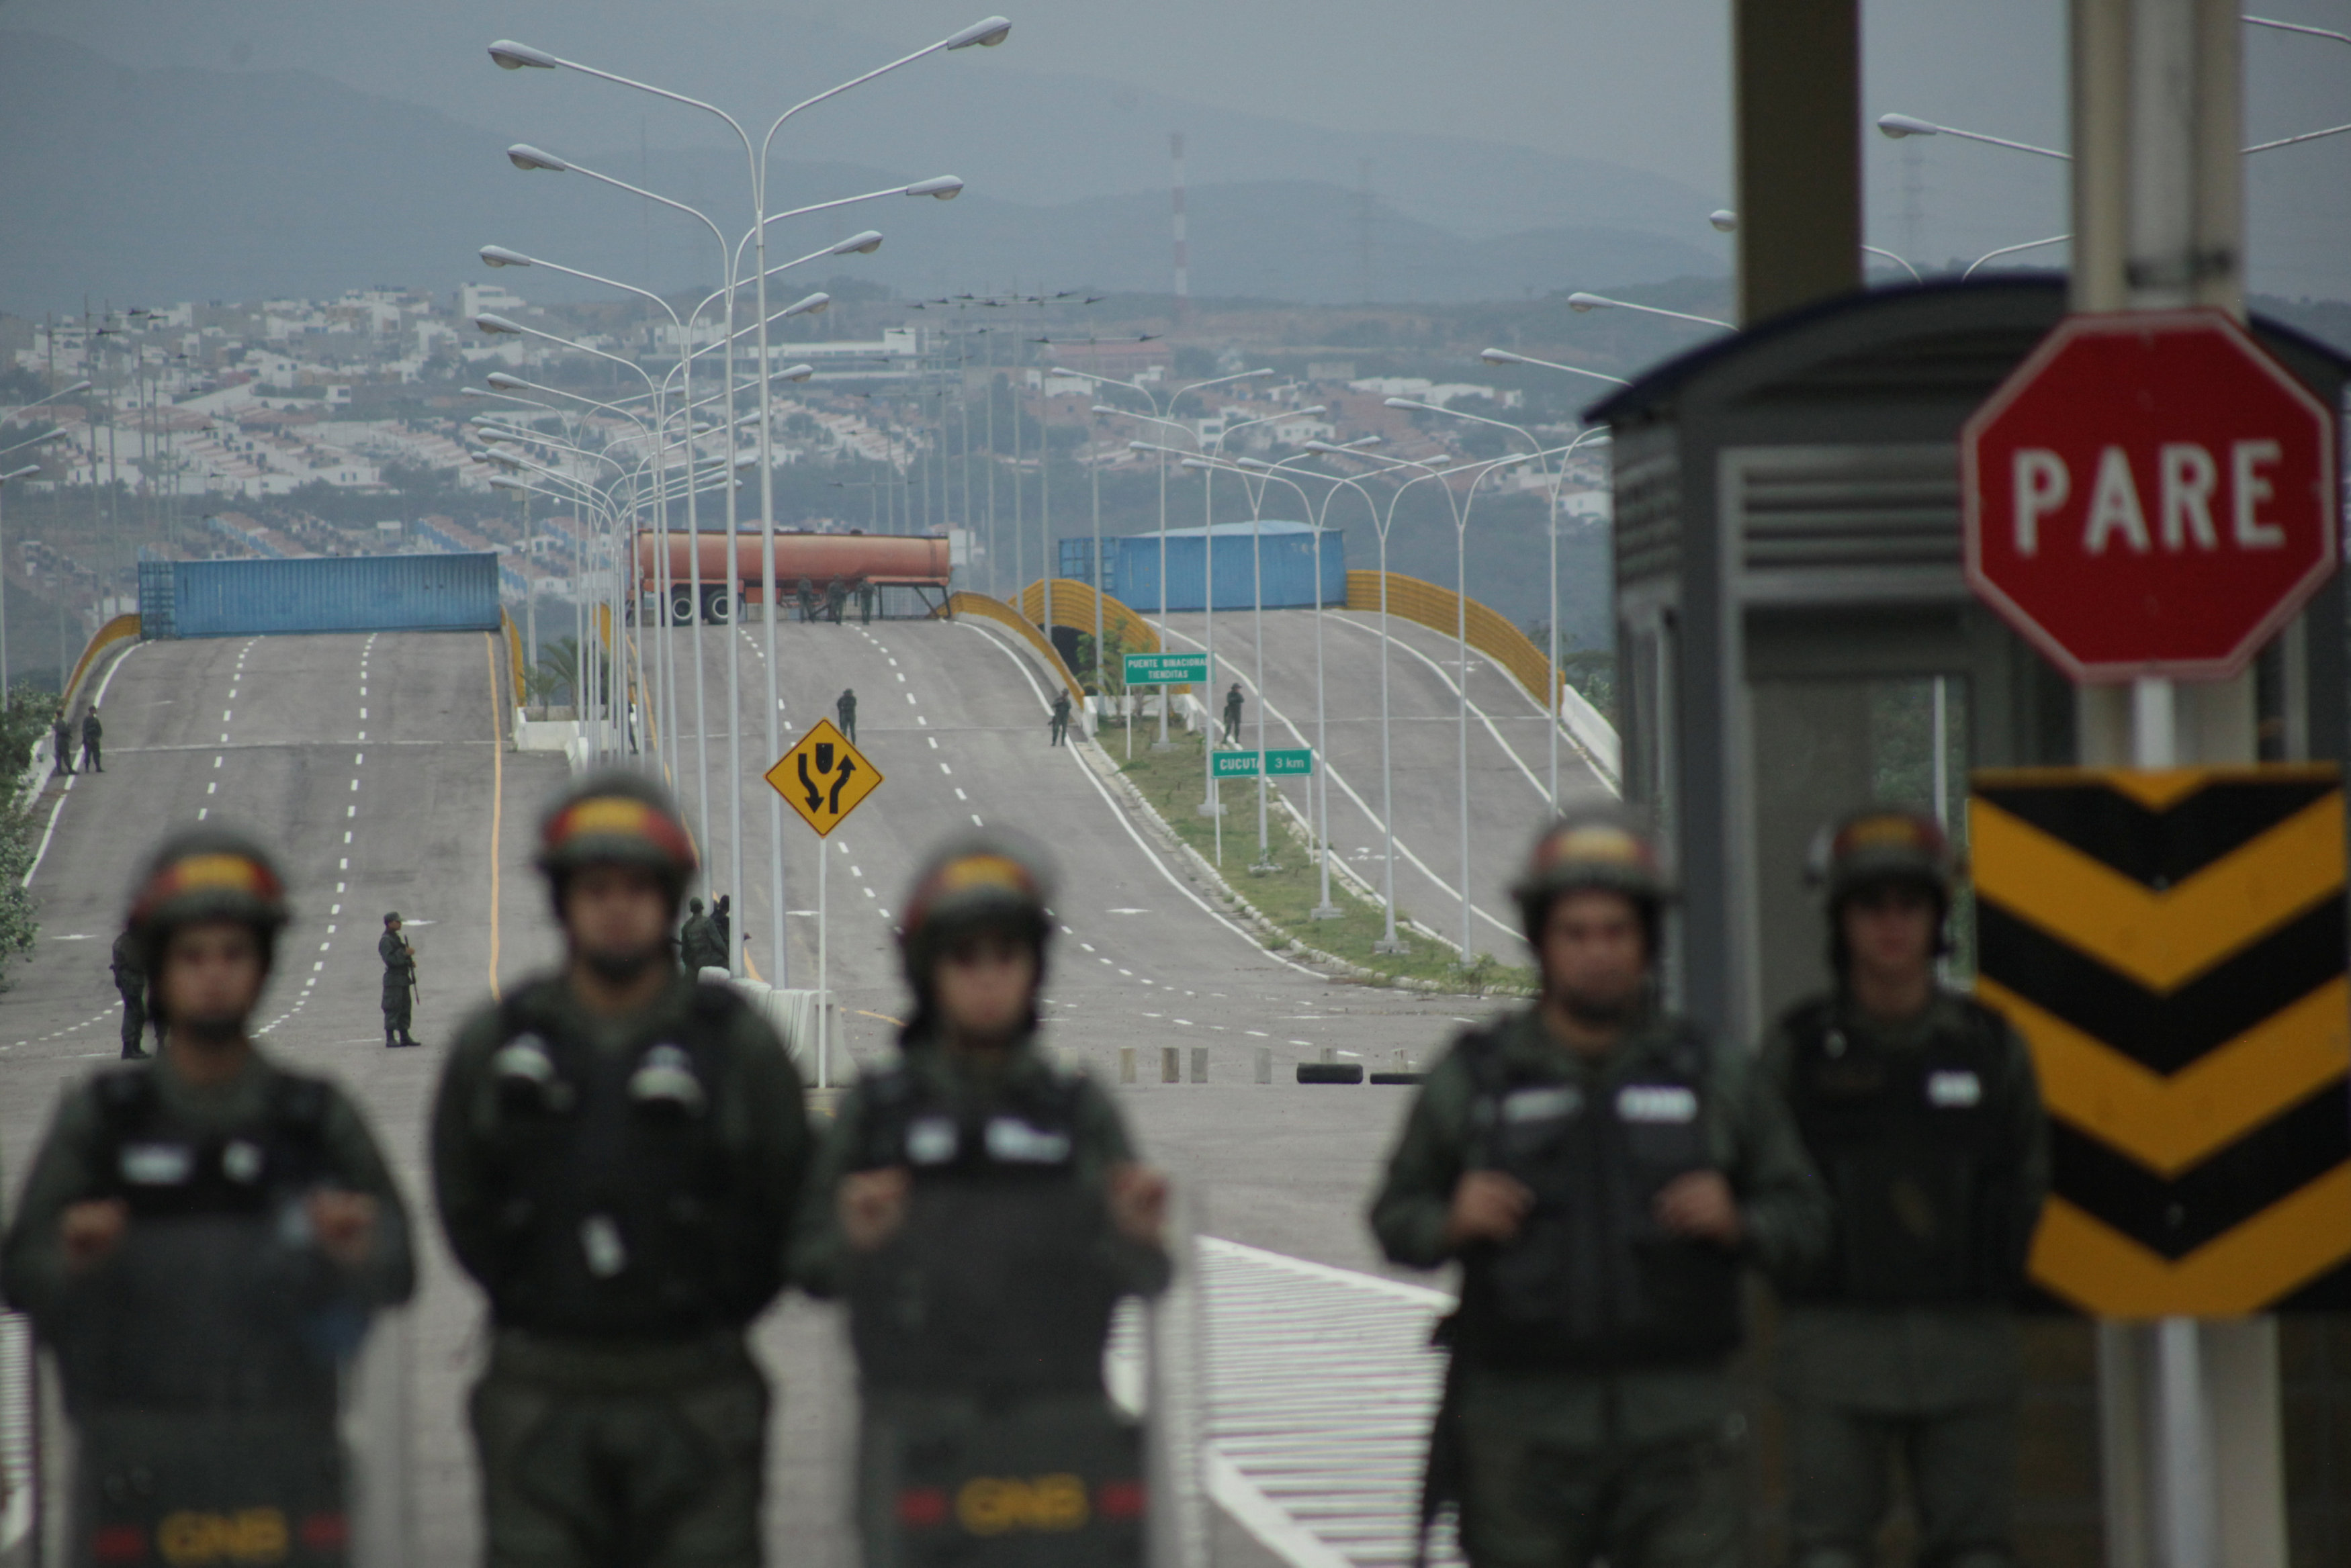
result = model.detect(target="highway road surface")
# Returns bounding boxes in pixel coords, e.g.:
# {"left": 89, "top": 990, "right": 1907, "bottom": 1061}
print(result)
{"left": 1, "top": 615, "right": 1517, "bottom": 1565}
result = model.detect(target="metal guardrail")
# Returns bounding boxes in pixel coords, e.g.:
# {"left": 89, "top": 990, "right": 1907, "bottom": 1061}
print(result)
{"left": 932, "top": 592, "right": 1090, "bottom": 705}
{"left": 1343, "top": 570, "right": 1620, "bottom": 786}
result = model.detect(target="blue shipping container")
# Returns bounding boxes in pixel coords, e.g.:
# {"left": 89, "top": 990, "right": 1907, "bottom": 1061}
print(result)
{"left": 1108, "top": 522, "right": 1344, "bottom": 613}
{"left": 162, "top": 553, "right": 504, "bottom": 639}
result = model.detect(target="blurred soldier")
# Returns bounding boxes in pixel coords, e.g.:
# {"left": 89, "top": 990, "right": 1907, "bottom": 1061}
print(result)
{"left": 1221, "top": 682, "right": 1243, "bottom": 744}
{"left": 837, "top": 687, "right": 858, "bottom": 744}
{"left": 797, "top": 578, "right": 819, "bottom": 623}
{"left": 111, "top": 922, "right": 150, "bottom": 1059}
{"left": 794, "top": 834, "right": 1169, "bottom": 1567}
{"left": 431, "top": 772, "right": 809, "bottom": 1568}
{"left": 1370, "top": 809, "right": 1829, "bottom": 1568}
{"left": 81, "top": 703, "right": 105, "bottom": 772}
{"left": 1, "top": 829, "right": 415, "bottom": 1568}
{"left": 678, "top": 896, "right": 727, "bottom": 975}
{"left": 52, "top": 711, "right": 75, "bottom": 776}
{"left": 826, "top": 579, "right": 848, "bottom": 624}
{"left": 378, "top": 913, "right": 418, "bottom": 1050}
{"left": 1049, "top": 690, "right": 1072, "bottom": 747}
{"left": 858, "top": 582, "right": 877, "bottom": 624}
{"left": 711, "top": 893, "right": 734, "bottom": 963}
{"left": 1763, "top": 811, "right": 2048, "bottom": 1568}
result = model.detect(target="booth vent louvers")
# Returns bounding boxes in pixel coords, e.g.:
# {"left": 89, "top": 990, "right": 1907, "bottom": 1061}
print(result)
{"left": 1613, "top": 449, "right": 1683, "bottom": 588}
{"left": 1738, "top": 444, "right": 1959, "bottom": 575}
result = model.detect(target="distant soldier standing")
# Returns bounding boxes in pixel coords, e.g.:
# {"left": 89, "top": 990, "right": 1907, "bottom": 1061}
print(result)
{"left": 1, "top": 829, "right": 414, "bottom": 1568}
{"left": 1764, "top": 811, "right": 2048, "bottom": 1568}
{"left": 712, "top": 894, "right": 734, "bottom": 964}
{"left": 379, "top": 913, "right": 419, "bottom": 1050}
{"left": 1049, "top": 690, "right": 1072, "bottom": 747}
{"left": 795, "top": 835, "right": 1169, "bottom": 1567}
{"left": 1221, "top": 682, "right": 1243, "bottom": 744}
{"left": 858, "top": 582, "right": 877, "bottom": 624}
{"left": 81, "top": 703, "right": 105, "bottom": 772}
{"left": 110, "top": 923, "right": 150, "bottom": 1060}
{"left": 1370, "top": 809, "right": 1829, "bottom": 1568}
{"left": 678, "top": 896, "right": 727, "bottom": 975}
{"left": 52, "top": 711, "right": 75, "bottom": 776}
{"left": 837, "top": 687, "right": 858, "bottom": 744}
{"left": 432, "top": 772, "right": 809, "bottom": 1568}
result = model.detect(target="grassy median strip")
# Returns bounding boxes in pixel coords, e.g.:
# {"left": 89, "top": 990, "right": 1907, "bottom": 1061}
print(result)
{"left": 1101, "top": 721, "right": 1534, "bottom": 994}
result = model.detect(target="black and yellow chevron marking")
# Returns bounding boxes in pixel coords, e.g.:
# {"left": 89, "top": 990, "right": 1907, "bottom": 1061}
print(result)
{"left": 1971, "top": 764, "right": 2351, "bottom": 1317}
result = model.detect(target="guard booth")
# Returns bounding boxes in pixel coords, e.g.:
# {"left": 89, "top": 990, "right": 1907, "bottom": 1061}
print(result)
{"left": 1589, "top": 275, "right": 2351, "bottom": 1559}
{"left": 1589, "top": 275, "right": 2350, "bottom": 1042}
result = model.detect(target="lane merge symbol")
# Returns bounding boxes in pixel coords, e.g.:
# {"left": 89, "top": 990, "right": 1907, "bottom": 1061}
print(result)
{"left": 766, "top": 718, "right": 883, "bottom": 837}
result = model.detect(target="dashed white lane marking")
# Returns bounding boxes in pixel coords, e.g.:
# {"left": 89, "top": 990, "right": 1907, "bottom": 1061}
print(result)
{"left": 971, "top": 813, "right": 983, "bottom": 826}
{"left": 939, "top": 762, "right": 952, "bottom": 774}
{"left": 206, "top": 782, "right": 216, "bottom": 794}
{"left": 197, "top": 808, "right": 208, "bottom": 821}
{"left": 955, "top": 788, "right": 967, "bottom": 800}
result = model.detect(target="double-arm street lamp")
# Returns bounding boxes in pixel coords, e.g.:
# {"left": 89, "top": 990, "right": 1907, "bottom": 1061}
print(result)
{"left": 1055, "top": 365, "right": 1273, "bottom": 747}
{"left": 489, "top": 19, "right": 1004, "bottom": 986}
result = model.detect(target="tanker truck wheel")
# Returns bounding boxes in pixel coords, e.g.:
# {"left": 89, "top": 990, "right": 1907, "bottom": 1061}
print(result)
{"left": 702, "top": 588, "right": 736, "bottom": 625}
{"left": 669, "top": 586, "right": 699, "bottom": 624}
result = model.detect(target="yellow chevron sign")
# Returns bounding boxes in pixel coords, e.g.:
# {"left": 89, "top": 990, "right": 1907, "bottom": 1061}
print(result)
{"left": 1971, "top": 766, "right": 2351, "bottom": 1317}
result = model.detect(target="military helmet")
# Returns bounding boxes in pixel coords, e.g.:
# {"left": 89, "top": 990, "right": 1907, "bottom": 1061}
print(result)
{"left": 898, "top": 831, "right": 1055, "bottom": 986}
{"left": 1509, "top": 806, "right": 1673, "bottom": 939}
{"left": 384, "top": 911, "right": 401, "bottom": 927}
{"left": 1808, "top": 808, "right": 1959, "bottom": 906}
{"left": 535, "top": 770, "right": 697, "bottom": 886}
{"left": 128, "top": 828, "right": 291, "bottom": 942}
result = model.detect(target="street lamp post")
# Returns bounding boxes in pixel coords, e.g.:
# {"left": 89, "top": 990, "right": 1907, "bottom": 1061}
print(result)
{"left": 1388, "top": 396, "right": 1612, "bottom": 808}
{"left": 1566, "top": 292, "right": 1734, "bottom": 330}
{"left": 1057, "top": 365, "right": 1274, "bottom": 745}
{"left": 492, "top": 19, "right": 1002, "bottom": 987}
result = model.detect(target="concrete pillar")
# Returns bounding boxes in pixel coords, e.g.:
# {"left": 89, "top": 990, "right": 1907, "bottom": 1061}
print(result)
{"left": 1733, "top": 0, "right": 1863, "bottom": 324}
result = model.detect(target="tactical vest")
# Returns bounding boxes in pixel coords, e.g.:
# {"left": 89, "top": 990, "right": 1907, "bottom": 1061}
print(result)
{"left": 63, "top": 1066, "right": 344, "bottom": 1413}
{"left": 1454, "top": 1022, "right": 1743, "bottom": 1368}
{"left": 476, "top": 980, "right": 778, "bottom": 1338}
{"left": 847, "top": 1061, "right": 1124, "bottom": 1397}
{"left": 1781, "top": 995, "right": 2027, "bottom": 1305}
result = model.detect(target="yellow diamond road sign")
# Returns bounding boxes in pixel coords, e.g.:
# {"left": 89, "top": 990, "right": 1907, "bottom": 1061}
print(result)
{"left": 766, "top": 719, "right": 883, "bottom": 837}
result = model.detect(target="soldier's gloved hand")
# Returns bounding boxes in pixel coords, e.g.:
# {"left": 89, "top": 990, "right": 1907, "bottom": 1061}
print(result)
{"left": 308, "top": 1189, "right": 380, "bottom": 1269}
{"left": 840, "top": 1167, "right": 911, "bottom": 1252}
{"left": 1654, "top": 1171, "right": 1742, "bottom": 1247}
{"left": 60, "top": 1199, "right": 128, "bottom": 1274}
{"left": 1443, "top": 1171, "right": 1534, "bottom": 1250}
{"left": 1108, "top": 1162, "right": 1169, "bottom": 1248}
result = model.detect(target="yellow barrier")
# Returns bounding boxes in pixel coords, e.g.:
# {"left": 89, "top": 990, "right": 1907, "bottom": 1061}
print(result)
{"left": 934, "top": 592, "right": 1085, "bottom": 704}
{"left": 1345, "top": 569, "right": 1560, "bottom": 712}
{"left": 64, "top": 614, "right": 142, "bottom": 710}
{"left": 1012, "top": 578, "right": 1162, "bottom": 657}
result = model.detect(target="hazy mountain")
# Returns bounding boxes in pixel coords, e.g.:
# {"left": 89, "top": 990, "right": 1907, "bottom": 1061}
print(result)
{"left": 0, "top": 30, "right": 1721, "bottom": 316}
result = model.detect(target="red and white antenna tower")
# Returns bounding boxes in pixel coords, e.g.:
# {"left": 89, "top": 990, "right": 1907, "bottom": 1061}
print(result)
{"left": 1170, "top": 132, "right": 1189, "bottom": 324}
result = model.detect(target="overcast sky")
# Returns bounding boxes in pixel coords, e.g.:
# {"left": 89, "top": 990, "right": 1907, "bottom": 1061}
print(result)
{"left": 5, "top": 0, "right": 2349, "bottom": 299}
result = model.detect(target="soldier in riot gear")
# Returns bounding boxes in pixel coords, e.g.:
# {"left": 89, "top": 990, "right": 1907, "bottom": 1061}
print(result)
{"left": 1370, "top": 808, "right": 1829, "bottom": 1568}
{"left": 1, "top": 829, "right": 415, "bottom": 1568}
{"left": 793, "top": 833, "right": 1171, "bottom": 1568}
{"left": 1762, "top": 810, "right": 2048, "bottom": 1568}
{"left": 430, "top": 770, "right": 810, "bottom": 1568}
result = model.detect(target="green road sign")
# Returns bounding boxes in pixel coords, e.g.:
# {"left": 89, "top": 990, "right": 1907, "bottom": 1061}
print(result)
{"left": 1124, "top": 651, "right": 1210, "bottom": 685}
{"left": 1212, "top": 748, "right": 1315, "bottom": 779}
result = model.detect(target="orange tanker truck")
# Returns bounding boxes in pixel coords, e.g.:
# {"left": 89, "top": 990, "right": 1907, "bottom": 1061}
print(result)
{"left": 633, "top": 531, "right": 952, "bottom": 622}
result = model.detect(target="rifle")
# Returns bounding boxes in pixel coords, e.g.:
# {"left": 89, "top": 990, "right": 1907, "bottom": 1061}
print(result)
{"left": 404, "top": 937, "right": 423, "bottom": 1005}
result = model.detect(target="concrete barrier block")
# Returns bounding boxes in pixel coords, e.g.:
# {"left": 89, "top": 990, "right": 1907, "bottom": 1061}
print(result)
{"left": 1255, "top": 1048, "right": 1272, "bottom": 1085}
{"left": 1119, "top": 1046, "right": 1137, "bottom": 1085}
{"left": 1161, "top": 1046, "right": 1180, "bottom": 1084}
{"left": 1189, "top": 1046, "right": 1208, "bottom": 1084}
{"left": 1296, "top": 1062, "right": 1364, "bottom": 1085}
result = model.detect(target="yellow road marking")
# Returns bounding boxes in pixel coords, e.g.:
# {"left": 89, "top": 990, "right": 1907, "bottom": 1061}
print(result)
{"left": 486, "top": 633, "right": 504, "bottom": 1001}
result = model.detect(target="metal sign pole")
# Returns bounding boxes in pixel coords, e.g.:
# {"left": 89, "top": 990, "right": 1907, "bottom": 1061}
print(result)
{"left": 2070, "top": 4, "right": 2274, "bottom": 1563}
{"left": 817, "top": 837, "right": 829, "bottom": 1090}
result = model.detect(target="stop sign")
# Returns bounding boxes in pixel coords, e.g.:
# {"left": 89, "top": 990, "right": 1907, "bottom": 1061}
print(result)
{"left": 1962, "top": 309, "right": 2340, "bottom": 682}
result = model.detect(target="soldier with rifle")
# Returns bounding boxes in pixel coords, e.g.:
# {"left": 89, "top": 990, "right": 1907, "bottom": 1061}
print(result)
{"left": 379, "top": 913, "right": 419, "bottom": 1050}
{"left": 1370, "top": 809, "right": 1829, "bottom": 1568}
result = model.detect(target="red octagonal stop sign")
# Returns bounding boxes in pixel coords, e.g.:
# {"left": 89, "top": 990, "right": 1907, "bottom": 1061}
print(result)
{"left": 1963, "top": 309, "right": 2340, "bottom": 682}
